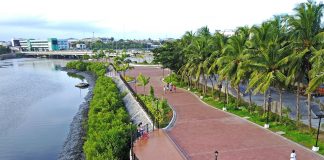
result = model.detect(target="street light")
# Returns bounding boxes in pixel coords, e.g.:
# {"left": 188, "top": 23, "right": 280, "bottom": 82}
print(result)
{"left": 214, "top": 150, "right": 219, "bottom": 160}
{"left": 313, "top": 111, "right": 324, "bottom": 152}
{"left": 218, "top": 82, "right": 222, "bottom": 100}
{"left": 129, "top": 122, "right": 135, "bottom": 159}
{"left": 156, "top": 100, "right": 159, "bottom": 128}
{"left": 264, "top": 91, "right": 272, "bottom": 129}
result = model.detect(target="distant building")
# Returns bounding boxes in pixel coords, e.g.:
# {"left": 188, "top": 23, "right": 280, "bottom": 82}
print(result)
{"left": 76, "top": 44, "right": 86, "bottom": 50}
{"left": 223, "top": 29, "right": 235, "bottom": 36}
{"left": 0, "top": 41, "right": 11, "bottom": 47}
{"left": 11, "top": 39, "right": 20, "bottom": 47}
{"left": 58, "top": 39, "right": 69, "bottom": 50}
{"left": 20, "top": 38, "right": 59, "bottom": 51}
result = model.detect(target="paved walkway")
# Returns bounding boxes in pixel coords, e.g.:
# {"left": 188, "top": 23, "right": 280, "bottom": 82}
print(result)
{"left": 133, "top": 129, "right": 184, "bottom": 160}
{"left": 129, "top": 66, "right": 324, "bottom": 160}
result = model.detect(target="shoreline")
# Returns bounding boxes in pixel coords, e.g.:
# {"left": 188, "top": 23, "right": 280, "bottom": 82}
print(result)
{"left": 58, "top": 69, "right": 95, "bottom": 160}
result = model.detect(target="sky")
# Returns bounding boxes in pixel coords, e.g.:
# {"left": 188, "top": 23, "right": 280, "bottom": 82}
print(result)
{"left": 0, "top": 0, "right": 321, "bottom": 41}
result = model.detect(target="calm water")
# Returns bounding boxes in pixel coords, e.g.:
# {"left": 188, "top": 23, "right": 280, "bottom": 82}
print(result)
{"left": 0, "top": 58, "right": 88, "bottom": 160}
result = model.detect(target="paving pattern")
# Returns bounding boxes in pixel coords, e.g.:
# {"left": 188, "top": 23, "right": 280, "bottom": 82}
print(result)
{"left": 130, "top": 66, "right": 324, "bottom": 160}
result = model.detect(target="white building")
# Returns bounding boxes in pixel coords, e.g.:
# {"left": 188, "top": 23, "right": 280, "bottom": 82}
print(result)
{"left": 0, "top": 41, "right": 11, "bottom": 47}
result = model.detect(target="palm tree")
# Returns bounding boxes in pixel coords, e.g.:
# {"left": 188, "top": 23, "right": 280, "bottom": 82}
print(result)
{"left": 208, "top": 32, "right": 227, "bottom": 99}
{"left": 179, "top": 27, "right": 214, "bottom": 95}
{"left": 247, "top": 19, "right": 290, "bottom": 117}
{"left": 217, "top": 27, "right": 250, "bottom": 108}
{"left": 137, "top": 73, "right": 150, "bottom": 95}
{"left": 287, "top": 1, "right": 324, "bottom": 126}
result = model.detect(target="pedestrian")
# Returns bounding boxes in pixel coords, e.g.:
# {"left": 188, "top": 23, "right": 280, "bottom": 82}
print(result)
{"left": 139, "top": 123, "right": 144, "bottom": 137}
{"left": 290, "top": 150, "right": 296, "bottom": 160}
{"left": 170, "top": 84, "right": 173, "bottom": 92}
{"left": 137, "top": 123, "right": 142, "bottom": 138}
{"left": 174, "top": 85, "right": 176, "bottom": 93}
{"left": 163, "top": 85, "right": 166, "bottom": 94}
{"left": 166, "top": 83, "right": 169, "bottom": 91}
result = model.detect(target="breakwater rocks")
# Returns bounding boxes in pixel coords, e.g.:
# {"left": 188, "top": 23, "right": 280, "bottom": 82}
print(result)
{"left": 58, "top": 70, "right": 95, "bottom": 160}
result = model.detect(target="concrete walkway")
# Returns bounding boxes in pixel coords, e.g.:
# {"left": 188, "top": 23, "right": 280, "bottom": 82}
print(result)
{"left": 129, "top": 66, "right": 324, "bottom": 160}
{"left": 133, "top": 129, "right": 184, "bottom": 160}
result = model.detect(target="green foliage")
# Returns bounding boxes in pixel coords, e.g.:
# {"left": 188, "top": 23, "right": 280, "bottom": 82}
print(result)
{"left": 91, "top": 40, "right": 146, "bottom": 50}
{"left": 0, "top": 46, "right": 10, "bottom": 55}
{"left": 66, "top": 61, "right": 106, "bottom": 77}
{"left": 150, "top": 85, "right": 155, "bottom": 98}
{"left": 83, "top": 76, "right": 131, "bottom": 160}
{"left": 139, "top": 95, "right": 172, "bottom": 128}
{"left": 67, "top": 61, "right": 133, "bottom": 160}
{"left": 136, "top": 73, "right": 150, "bottom": 93}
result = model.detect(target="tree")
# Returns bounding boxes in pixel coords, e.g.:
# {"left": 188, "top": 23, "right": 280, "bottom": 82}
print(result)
{"left": 287, "top": 0, "right": 324, "bottom": 126}
{"left": 217, "top": 27, "right": 250, "bottom": 109}
{"left": 247, "top": 18, "right": 290, "bottom": 116}
{"left": 137, "top": 73, "right": 150, "bottom": 95}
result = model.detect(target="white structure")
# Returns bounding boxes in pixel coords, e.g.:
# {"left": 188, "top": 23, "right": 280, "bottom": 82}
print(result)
{"left": 0, "top": 41, "right": 11, "bottom": 47}
{"left": 58, "top": 39, "right": 69, "bottom": 50}
{"left": 223, "top": 29, "right": 235, "bottom": 36}
{"left": 19, "top": 38, "right": 59, "bottom": 51}
{"left": 76, "top": 44, "right": 86, "bottom": 50}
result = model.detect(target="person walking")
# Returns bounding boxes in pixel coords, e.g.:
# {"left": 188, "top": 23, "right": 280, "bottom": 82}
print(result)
{"left": 290, "top": 150, "right": 296, "bottom": 160}
{"left": 163, "top": 85, "right": 166, "bottom": 94}
{"left": 166, "top": 83, "right": 170, "bottom": 92}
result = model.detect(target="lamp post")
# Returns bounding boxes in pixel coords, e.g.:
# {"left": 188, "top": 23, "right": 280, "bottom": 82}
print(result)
{"left": 313, "top": 112, "right": 324, "bottom": 152}
{"left": 214, "top": 150, "right": 218, "bottom": 160}
{"left": 129, "top": 122, "right": 134, "bottom": 159}
{"left": 218, "top": 83, "right": 222, "bottom": 100}
{"left": 264, "top": 91, "right": 272, "bottom": 129}
{"left": 156, "top": 99, "right": 159, "bottom": 128}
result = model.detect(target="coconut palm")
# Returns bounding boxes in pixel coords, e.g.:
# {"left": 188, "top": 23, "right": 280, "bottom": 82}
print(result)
{"left": 137, "top": 73, "right": 150, "bottom": 95}
{"left": 217, "top": 27, "right": 250, "bottom": 108}
{"left": 179, "top": 27, "right": 214, "bottom": 95}
{"left": 208, "top": 32, "right": 227, "bottom": 98}
{"left": 286, "top": 0, "right": 324, "bottom": 126}
{"left": 247, "top": 19, "right": 290, "bottom": 117}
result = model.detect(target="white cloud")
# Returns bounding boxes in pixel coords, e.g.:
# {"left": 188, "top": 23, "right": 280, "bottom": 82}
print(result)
{"left": 0, "top": 0, "right": 318, "bottom": 40}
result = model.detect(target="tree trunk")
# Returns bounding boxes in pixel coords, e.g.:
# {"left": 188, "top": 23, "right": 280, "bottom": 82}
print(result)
{"left": 279, "top": 88, "right": 283, "bottom": 121}
{"left": 296, "top": 83, "right": 300, "bottom": 121}
{"left": 209, "top": 76, "right": 215, "bottom": 99}
{"left": 205, "top": 78, "right": 208, "bottom": 95}
{"left": 308, "top": 93, "right": 312, "bottom": 130}
{"left": 249, "top": 90, "right": 252, "bottom": 112}
{"left": 226, "top": 81, "right": 229, "bottom": 105}
{"left": 236, "top": 84, "right": 240, "bottom": 109}
{"left": 143, "top": 86, "right": 146, "bottom": 95}
{"left": 263, "top": 92, "right": 267, "bottom": 112}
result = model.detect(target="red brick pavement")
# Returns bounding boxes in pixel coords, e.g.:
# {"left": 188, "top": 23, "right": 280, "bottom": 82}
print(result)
{"left": 130, "top": 66, "right": 324, "bottom": 160}
{"left": 133, "top": 129, "right": 184, "bottom": 160}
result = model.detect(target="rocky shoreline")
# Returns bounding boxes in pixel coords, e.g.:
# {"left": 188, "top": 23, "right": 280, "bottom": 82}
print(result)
{"left": 58, "top": 69, "right": 95, "bottom": 160}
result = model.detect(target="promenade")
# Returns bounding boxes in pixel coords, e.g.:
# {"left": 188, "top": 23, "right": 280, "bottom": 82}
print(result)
{"left": 129, "top": 66, "right": 323, "bottom": 160}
